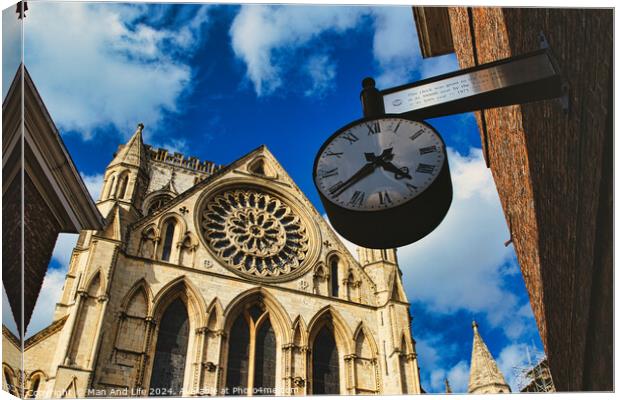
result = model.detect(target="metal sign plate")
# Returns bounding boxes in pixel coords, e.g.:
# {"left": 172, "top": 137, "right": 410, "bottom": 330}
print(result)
{"left": 383, "top": 51, "right": 557, "bottom": 114}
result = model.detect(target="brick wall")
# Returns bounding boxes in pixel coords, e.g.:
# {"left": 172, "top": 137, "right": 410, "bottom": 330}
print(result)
{"left": 447, "top": 7, "right": 613, "bottom": 391}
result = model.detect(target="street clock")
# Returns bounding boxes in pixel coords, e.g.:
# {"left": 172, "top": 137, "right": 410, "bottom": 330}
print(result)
{"left": 313, "top": 115, "right": 452, "bottom": 248}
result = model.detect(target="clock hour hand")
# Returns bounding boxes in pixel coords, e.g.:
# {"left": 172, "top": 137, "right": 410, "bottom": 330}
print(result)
{"left": 365, "top": 149, "right": 412, "bottom": 180}
{"left": 329, "top": 149, "right": 397, "bottom": 197}
{"left": 378, "top": 160, "right": 412, "bottom": 180}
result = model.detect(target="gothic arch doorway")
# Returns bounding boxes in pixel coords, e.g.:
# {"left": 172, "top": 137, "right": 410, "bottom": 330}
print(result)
{"left": 149, "top": 298, "right": 189, "bottom": 396}
{"left": 312, "top": 326, "right": 340, "bottom": 394}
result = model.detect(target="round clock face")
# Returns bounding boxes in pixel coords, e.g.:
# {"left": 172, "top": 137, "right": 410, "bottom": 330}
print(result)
{"left": 199, "top": 188, "right": 311, "bottom": 280}
{"left": 314, "top": 117, "right": 446, "bottom": 211}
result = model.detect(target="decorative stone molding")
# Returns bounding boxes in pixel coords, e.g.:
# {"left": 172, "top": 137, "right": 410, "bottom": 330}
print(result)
{"left": 199, "top": 187, "right": 317, "bottom": 281}
{"left": 293, "top": 376, "right": 305, "bottom": 387}
{"left": 202, "top": 361, "right": 217, "bottom": 372}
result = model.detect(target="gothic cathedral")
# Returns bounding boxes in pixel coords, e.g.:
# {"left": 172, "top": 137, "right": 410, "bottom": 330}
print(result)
{"left": 15, "top": 124, "right": 422, "bottom": 397}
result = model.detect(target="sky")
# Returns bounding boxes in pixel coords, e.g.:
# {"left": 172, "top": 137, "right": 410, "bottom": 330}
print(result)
{"left": 2, "top": 2, "right": 545, "bottom": 393}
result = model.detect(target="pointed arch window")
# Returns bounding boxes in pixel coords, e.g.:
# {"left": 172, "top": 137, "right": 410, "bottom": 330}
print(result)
{"left": 161, "top": 220, "right": 176, "bottom": 262}
{"left": 3, "top": 367, "right": 18, "bottom": 397}
{"left": 399, "top": 337, "right": 410, "bottom": 394}
{"left": 312, "top": 326, "right": 340, "bottom": 394}
{"left": 117, "top": 172, "right": 129, "bottom": 199}
{"left": 28, "top": 375, "right": 41, "bottom": 398}
{"left": 225, "top": 305, "right": 276, "bottom": 396}
{"left": 147, "top": 194, "right": 173, "bottom": 214}
{"left": 149, "top": 298, "right": 189, "bottom": 396}
{"left": 106, "top": 174, "right": 117, "bottom": 199}
{"left": 330, "top": 257, "right": 339, "bottom": 297}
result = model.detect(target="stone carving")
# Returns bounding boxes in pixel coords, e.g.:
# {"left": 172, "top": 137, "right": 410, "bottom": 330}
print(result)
{"left": 200, "top": 189, "right": 310, "bottom": 278}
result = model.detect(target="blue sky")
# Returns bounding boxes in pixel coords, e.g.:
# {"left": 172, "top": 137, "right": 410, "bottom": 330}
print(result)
{"left": 2, "top": 2, "right": 545, "bottom": 393}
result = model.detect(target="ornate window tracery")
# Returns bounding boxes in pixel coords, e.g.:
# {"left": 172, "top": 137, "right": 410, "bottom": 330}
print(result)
{"left": 147, "top": 194, "right": 173, "bottom": 214}
{"left": 312, "top": 327, "right": 340, "bottom": 394}
{"left": 200, "top": 188, "right": 310, "bottom": 280}
{"left": 149, "top": 298, "right": 189, "bottom": 396}
{"left": 225, "top": 305, "right": 277, "bottom": 396}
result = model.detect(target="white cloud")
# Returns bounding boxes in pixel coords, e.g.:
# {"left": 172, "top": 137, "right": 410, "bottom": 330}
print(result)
{"left": 23, "top": 3, "right": 210, "bottom": 140}
{"left": 497, "top": 342, "right": 545, "bottom": 391}
{"left": 25, "top": 267, "right": 67, "bottom": 338}
{"left": 304, "top": 54, "right": 337, "bottom": 97}
{"left": 396, "top": 147, "right": 535, "bottom": 337}
{"left": 24, "top": 233, "right": 80, "bottom": 338}
{"left": 80, "top": 173, "right": 105, "bottom": 201}
{"left": 446, "top": 360, "right": 470, "bottom": 393}
{"left": 419, "top": 53, "right": 459, "bottom": 79}
{"left": 2, "top": 7, "right": 22, "bottom": 100}
{"left": 427, "top": 360, "right": 470, "bottom": 393}
{"left": 370, "top": 7, "right": 421, "bottom": 88}
{"left": 51, "top": 233, "right": 79, "bottom": 267}
{"left": 229, "top": 5, "right": 365, "bottom": 96}
{"left": 229, "top": 5, "right": 459, "bottom": 97}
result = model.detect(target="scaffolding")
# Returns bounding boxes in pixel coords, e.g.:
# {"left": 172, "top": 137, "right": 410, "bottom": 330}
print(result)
{"left": 513, "top": 345, "right": 556, "bottom": 392}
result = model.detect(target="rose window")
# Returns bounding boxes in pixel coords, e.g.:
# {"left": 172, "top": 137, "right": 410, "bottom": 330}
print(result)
{"left": 200, "top": 189, "right": 310, "bottom": 278}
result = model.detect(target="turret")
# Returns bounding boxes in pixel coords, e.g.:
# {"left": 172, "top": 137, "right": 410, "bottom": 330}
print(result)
{"left": 357, "top": 248, "right": 407, "bottom": 304}
{"left": 468, "top": 321, "right": 511, "bottom": 394}
{"left": 98, "top": 123, "right": 149, "bottom": 216}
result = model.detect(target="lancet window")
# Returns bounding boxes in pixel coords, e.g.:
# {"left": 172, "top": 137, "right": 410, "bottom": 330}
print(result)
{"left": 225, "top": 305, "right": 277, "bottom": 396}
{"left": 330, "top": 257, "right": 339, "bottom": 297}
{"left": 149, "top": 298, "right": 189, "bottom": 396}
{"left": 312, "top": 326, "right": 340, "bottom": 394}
{"left": 161, "top": 220, "right": 176, "bottom": 262}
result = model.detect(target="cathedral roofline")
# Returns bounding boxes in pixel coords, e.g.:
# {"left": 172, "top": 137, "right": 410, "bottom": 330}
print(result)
{"left": 23, "top": 315, "right": 69, "bottom": 350}
{"left": 2, "top": 325, "right": 20, "bottom": 348}
{"left": 144, "top": 143, "right": 224, "bottom": 175}
{"left": 129, "top": 144, "right": 269, "bottom": 230}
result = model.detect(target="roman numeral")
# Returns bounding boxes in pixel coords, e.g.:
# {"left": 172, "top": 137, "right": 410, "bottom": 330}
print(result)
{"left": 378, "top": 191, "right": 392, "bottom": 205}
{"left": 419, "top": 145, "right": 438, "bottom": 155}
{"left": 410, "top": 129, "right": 424, "bottom": 141}
{"left": 325, "top": 151, "right": 343, "bottom": 158}
{"left": 366, "top": 122, "right": 381, "bottom": 135}
{"left": 416, "top": 163, "right": 436, "bottom": 174}
{"left": 318, "top": 168, "right": 338, "bottom": 179}
{"left": 328, "top": 181, "right": 343, "bottom": 195}
{"left": 393, "top": 121, "right": 401, "bottom": 133}
{"left": 406, "top": 183, "right": 418, "bottom": 191}
{"left": 340, "top": 131, "right": 359, "bottom": 144}
{"left": 348, "top": 191, "right": 365, "bottom": 207}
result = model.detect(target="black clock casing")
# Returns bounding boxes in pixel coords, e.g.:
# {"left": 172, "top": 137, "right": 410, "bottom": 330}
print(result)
{"left": 313, "top": 115, "right": 453, "bottom": 248}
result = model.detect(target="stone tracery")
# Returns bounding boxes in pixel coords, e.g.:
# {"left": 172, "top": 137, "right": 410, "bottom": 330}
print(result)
{"left": 200, "top": 189, "right": 310, "bottom": 279}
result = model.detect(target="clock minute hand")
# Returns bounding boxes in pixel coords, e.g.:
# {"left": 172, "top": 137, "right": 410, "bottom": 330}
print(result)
{"left": 330, "top": 162, "right": 376, "bottom": 197}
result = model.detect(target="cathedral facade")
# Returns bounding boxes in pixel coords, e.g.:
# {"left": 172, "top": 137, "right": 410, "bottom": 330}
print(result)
{"left": 12, "top": 124, "right": 422, "bottom": 397}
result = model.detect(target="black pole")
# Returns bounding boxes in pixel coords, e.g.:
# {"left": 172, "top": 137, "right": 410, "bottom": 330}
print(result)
{"left": 360, "top": 77, "right": 385, "bottom": 118}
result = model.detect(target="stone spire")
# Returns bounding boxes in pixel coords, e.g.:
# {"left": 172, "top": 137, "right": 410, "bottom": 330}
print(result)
{"left": 468, "top": 321, "right": 511, "bottom": 394}
{"left": 110, "top": 123, "right": 148, "bottom": 171}
{"left": 445, "top": 378, "right": 452, "bottom": 394}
